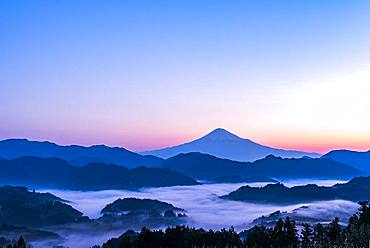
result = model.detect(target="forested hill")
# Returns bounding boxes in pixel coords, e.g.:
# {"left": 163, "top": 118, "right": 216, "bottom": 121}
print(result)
{"left": 0, "top": 185, "right": 88, "bottom": 227}
{"left": 0, "top": 156, "right": 199, "bottom": 190}
{"left": 222, "top": 176, "right": 370, "bottom": 204}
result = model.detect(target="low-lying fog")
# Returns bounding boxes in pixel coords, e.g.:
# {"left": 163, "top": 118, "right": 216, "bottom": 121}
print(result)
{"left": 39, "top": 180, "right": 358, "bottom": 247}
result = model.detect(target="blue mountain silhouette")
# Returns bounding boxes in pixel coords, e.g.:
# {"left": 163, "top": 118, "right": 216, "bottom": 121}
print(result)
{"left": 142, "top": 128, "right": 321, "bottom": 162}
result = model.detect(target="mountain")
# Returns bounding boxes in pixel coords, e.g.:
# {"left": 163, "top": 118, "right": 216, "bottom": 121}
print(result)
{"left": 0, "top": 157, "right": 199, "bottom": 190}
{"left": 141, "top": 128, "right": 320, "bottom": 162}
{"left": 161, "top": 152, "right": 362, "bottom": 181}
{"left": 99, "top": 198, "right": 187, "bottom": 228}
{"left": 161, "top": 153, "right": 249, "bottom": 180}
{"left": 101, "top": 198, "right": 184, "bottom": 215}
{"left": 246, "top": 155, "right": 362, "bottom": 179}
{"left": 0, "top": 185, "right": 89, "bottom": 227}
{"left": 322, "top": 149, "right": 370, "bottom": 173}
{"left": 222, "top": 176, "right": 370, "bottom": 204}
{"left": 0, "top": 139, "right": 163, "bottom": 168}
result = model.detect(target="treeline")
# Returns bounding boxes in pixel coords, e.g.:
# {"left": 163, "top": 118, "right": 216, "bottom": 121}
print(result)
{"left": 0, "top": 236, "right": 28, "bottom": 248}
{"left": 97, "top": 201, "right": 370, "bottom": 248}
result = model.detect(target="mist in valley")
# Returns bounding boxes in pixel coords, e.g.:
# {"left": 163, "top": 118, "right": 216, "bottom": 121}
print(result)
{"left": 36, "top": 179, "right": 358, "bottom": 248}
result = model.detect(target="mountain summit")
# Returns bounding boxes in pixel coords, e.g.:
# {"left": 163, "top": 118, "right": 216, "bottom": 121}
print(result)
{"left": 141, "top": 128, "right": 320, "bottom": 162}
{"left": 200, "top": 128, "right": 244, "bottom": 141}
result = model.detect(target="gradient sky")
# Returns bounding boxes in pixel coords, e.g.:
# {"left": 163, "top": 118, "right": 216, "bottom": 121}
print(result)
{"left": 1, "top": 0, "right": 370, "bottom": 153}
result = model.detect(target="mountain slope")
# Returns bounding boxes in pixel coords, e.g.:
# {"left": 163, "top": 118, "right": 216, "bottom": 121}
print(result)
{"left": 0, "top": 139, "right": 163, "bottom": 168}
{"left": 0, "top": 185, "right": 88, "bottom": 227}
{"left": 322, "top": 149, "right": 370, "bottom": 173}
{"left": 161, "top": 152, "right": 362, "bottom": 180}
{"left": 101, "top": 198, "right": 184, "bottom": 214}
{"left": 0, "top": 157, "right": 199, "bottom": 190}
{"left": 162, "top": 153, "right": 248, "bottom": 180}
{"left": 222, "top": 176, "right": 370, "bottom": 204}
{"left": 141, "top": 128, "right": 320, "bottom": 162}
{"left": 98, "top": 198, "right": 187, "bottom": 228}
{"left": 247, "top": 155, "right": 362, "bottom": 179}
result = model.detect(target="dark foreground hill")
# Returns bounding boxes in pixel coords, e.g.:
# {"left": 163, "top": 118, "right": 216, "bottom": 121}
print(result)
{"left": 0, "top": 157, "right": 199, "bottom": 190}
{"left": 0, "top": 138, "right": 163, "bottom": 168}
{"left": 322, "top": 149, "right": 370, "bottom": 173}
{"left": 161, "top": 152, "right": 362, "bottom": 181}
{"left": 0, "top": 185, "right": 89, "bottom": 227}
{"left": 0, "top": 187, "right": 190, "bottom": 245}
{"left": 222, "top": 176, "right": 370, "bottom": 204}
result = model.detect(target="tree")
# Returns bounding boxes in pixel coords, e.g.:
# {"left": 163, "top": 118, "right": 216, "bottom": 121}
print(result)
{"left": 300, "top": 223, "right": 313, "bottom": 248}
{"left": 136, "top": 227, "right": 164, "bottom": 248}
{"left": 327, "top": 217, "right": 342, "bottom": 247}
{"left": 358, "top": 201, "right": 370, "bottom": 226}
{"left": 270, "top": 218, "right": 298, "bottom": 248}
{"left": 343, "top": 203, "right": 370, "bottom": 248}
{"left": 271, "top": 218, "right": 285, "bottom": 247}
{"left": 313, "top": 223, "right": 329, "bottom": 248}
{"left": 284, "top": 217, "right": 298, "bottom": 248}
{"left": 244, "top": 226, "right": 272, "bottom": 248}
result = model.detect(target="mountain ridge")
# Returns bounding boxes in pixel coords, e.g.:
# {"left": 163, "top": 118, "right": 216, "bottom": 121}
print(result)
{"left": 141, "top": 128, "right": 321, "bottom": 162}
{"left": 321, "top": 149, "right": 370, "bottom": 172}
{"left": 222, "top": 176, "right": 370, "bottom": 204}
{"left": 161, "top": 152, "right": 362, "bottom": 181}
{"left": 0, "top": 156, "right": 199, "bottom": 190}
{"left": 0, "top": 138, "right": 163, "bottom": 168}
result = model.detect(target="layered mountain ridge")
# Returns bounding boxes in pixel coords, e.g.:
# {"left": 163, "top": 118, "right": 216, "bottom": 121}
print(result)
{"left": 161, "top": 152, "right": 362, "bottom": 181}
{"left": 142, "top": 128, "right": 321, "bottom": 162}
{"left": 0, "top": 139, "right": 163, "bottom": 168}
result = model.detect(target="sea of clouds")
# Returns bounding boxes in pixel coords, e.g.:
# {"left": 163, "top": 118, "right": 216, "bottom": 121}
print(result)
{"left": 38, "top": 180, "right": 358, "bottom": 247}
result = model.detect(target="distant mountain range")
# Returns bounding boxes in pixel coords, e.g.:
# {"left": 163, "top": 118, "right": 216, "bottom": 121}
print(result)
{"left": 222, "top": 176, "right": 370, "bottom": 204}
{"left": 161, "top": 152, "right": 362, "bottom": 181}
{"left": 0, "top": 135, "right": 367, "bottom": 184}
{"left": 141, "top": 128, "right": 321, "bottom": 162}
{"left": 0, "top": 157, "right": 199, "bottom": 190}
{"left": 322, "top": 149, "right": 370, "bottom": 173}
{"left": 0, "top": 139, "right": 163, "bottom": 168}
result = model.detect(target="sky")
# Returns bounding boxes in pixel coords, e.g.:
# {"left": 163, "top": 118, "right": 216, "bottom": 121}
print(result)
{"left": 1, "top": 0, "right": 370, "bottom": 153}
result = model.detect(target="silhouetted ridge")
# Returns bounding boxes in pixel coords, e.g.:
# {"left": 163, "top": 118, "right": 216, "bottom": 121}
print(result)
{"left": 322, "top": 149, "right": 370, "bottom": 172}
{"left": 223, "top": 176, "right": 370, "bottom": 204}
{"left": 0, "top": 138, "right": 163, "bottom": 168}
{"left": 142, "top": 128, "right": 321, "bottom": 161}
{"left": 0, "top": 185, "right": 89, "bottom": 227}
{"left": 161, "top": 152, "right": 362, "bottom": 181}
{"left": 101, "top": 198, "right": 184, "bottom": 214}
{"left": 98, "top": 198, "right": 187, "bottom": 228}
{"left": 0, "top": 156, "right": 199, "bottom": 190}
